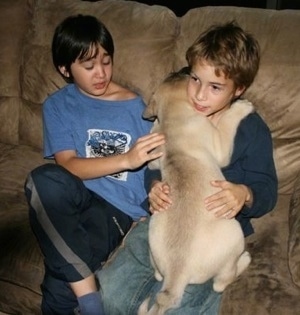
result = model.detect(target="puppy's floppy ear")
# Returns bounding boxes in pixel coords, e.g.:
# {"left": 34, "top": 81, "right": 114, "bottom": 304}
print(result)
{"left": 143, "top": 93, "right": 158, "bottom": 121}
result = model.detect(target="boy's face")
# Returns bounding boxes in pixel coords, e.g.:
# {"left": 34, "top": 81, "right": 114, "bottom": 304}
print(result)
{"left": 187, "top": 61, "right": 244, "bottom": 122}
{"left": 60, "top": 45, "right": 113, "bottom": 99}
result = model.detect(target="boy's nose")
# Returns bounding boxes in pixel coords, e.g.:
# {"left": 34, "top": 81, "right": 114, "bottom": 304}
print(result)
{"left": 95, "top": 65, "right": 105, "bottom": 78}
{"left": 195, "top": 87, "right": 207, "bottom": 101}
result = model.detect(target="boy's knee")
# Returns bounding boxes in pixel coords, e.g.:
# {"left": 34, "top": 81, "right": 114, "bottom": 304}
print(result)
{"left": 28, "top": 163, "right": 78, "bottom": 190}
{"left": 25, "top": 163, "right": 89, "bottom": 222}
{"left": 31, "top": 163, "right": 67, "bottom": 182}
{"left": 25, "top": 163, "right": 81, "bottom": 205}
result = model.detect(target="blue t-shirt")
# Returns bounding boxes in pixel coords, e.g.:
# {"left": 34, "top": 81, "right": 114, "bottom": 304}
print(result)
{"left": 43, "top": 84, "right": 152, "bottom": 220}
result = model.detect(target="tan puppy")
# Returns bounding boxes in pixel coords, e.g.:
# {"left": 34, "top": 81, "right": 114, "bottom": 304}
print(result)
{"left": 138, "top": 71, "right": 254, "bottom": 315}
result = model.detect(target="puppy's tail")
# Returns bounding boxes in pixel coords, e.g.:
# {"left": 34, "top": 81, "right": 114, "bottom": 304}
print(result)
{"left": 137, "top": 287, "right": 184, "bottom": 315}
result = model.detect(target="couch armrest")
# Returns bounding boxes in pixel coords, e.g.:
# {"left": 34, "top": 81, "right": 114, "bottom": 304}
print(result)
{"left": 288, "top": 172, "right": 300, "bottom": 287}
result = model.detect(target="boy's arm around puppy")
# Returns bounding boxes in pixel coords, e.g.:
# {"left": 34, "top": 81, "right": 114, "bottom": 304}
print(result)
{"left": 222, "top": 111, "right": 278, "bottom": 236}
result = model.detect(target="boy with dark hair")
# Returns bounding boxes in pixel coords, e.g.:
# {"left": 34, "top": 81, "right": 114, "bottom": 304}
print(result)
{"left": 24, "top": 14, "right": 164, "bottom": 315}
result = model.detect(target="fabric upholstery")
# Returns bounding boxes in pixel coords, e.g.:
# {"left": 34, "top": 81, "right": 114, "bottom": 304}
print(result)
{"left": 0, "top": 0, "right": 34, "bottom": 144}
{"left": 0, "top": 0, "right": 300, "bottom": 314}
{"left": 289, "top": 173, "right": 300, "bottom": 287}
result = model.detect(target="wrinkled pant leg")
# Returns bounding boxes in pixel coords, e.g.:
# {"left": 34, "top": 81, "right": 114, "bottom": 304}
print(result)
{"left": 24, "top": 163, "right": 132, "bottom": 314}
{"left": 24, "top": 163, "right": 101, "bottom": 279}
{"left": 24, "top": 163, "right": 95, "bottom": 313}
{"left": 41, "top": 274, "right": 78, "bottom": 315}
{"left": 97, "top": 219, "right": 222, "bottom": 315}
{"left": 97, "top": 219, "right": 156, "bottom": 315}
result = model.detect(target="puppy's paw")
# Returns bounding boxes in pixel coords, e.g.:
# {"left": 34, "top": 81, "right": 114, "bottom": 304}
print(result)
{"left": 230, "top": 99, "right": 254, "bottom": 118}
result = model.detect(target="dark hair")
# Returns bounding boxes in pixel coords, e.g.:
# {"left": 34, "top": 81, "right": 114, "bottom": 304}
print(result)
{"left": 52, "top": 15, "right": 114, "bottom": 82}
{"left": 164, "top": 66, "right": 191, "bottom": 83}
{"left": 186, "top": 21, "right": 260, "bottom": 90}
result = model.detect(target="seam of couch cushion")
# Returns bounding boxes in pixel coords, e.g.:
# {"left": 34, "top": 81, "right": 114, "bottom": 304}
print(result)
{"left": 288, "top": 171, "right": 300, "bottom": 287}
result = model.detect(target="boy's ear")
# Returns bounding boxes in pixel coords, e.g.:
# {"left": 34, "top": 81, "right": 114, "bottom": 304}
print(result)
{"left": 58, "top": 66, "right": 70, "bottom": 78}
{"left": 235, "top": 86, "right": 246, "bottom": 98}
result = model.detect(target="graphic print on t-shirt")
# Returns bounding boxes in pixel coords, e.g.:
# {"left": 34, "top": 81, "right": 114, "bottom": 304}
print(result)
{"left": 86, "top": 129, "right": 131, "bottom": 181}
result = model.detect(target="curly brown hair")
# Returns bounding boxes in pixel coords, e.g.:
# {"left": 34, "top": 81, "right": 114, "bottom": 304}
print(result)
{"left": 186, "top": 21, "right": 260, "bottom": 90}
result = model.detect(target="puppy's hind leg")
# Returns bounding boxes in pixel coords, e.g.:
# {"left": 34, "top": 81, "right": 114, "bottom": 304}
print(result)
{"left": 236, "top": 251, "right": 251, "bottom": 277}
{"left": 143, "top": 274, "right": 188, "bottom": 315}
{"left": 138, "top": 287, "right": 183, "bottom": 315}
{"left": 213, "top": 251, "right": 251, "bottom": 292}
{"left": 148, "top": 285, "right": 185, "bottom": 315}
{"left": 149, "top": 251, "right": 163, "bottom": 281}
{"left": 212, "top": 264, "right": 237, "bottom": 293}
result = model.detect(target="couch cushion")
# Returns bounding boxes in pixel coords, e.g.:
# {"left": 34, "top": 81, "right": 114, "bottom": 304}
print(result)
{"left": 288, "top": 173, "right": 300, "bottom": 288}
{"left": 0, "top": 198, "right": 43, "bottom": 314}
{"left": 20, "top": 0, "right": 179, "bottom": 148}
{"left": 0, "top": 0, "right": 35, "bottom": 145}
{"left": 220, "top": 193, "right": 300, "bottom": 315}
{"left": 0, "top": 143, "right": 45, "bottom": 194}
{"left": 0, "top": 143, "right": 47, "bottom": 314}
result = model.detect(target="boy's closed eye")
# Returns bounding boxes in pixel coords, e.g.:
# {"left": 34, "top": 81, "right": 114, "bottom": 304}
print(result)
{"left": 82, "top": 62, "right": 94, "bottom": 70}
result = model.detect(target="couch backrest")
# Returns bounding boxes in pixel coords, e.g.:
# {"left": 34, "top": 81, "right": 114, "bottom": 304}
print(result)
{"left": 0, "top": 0, "right": 36, "bottom": 145}
{"left": 0, "top": 0, "right": 300, "bottom": 194}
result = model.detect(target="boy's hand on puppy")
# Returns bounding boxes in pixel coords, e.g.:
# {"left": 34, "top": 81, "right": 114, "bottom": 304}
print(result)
{"left": 205, "top": 180, "right": 253, "bottom": 219}
{"left": 125, "top": 133, "right": 165, "bottom": 170}
{"left": 149, "top": 180, "right": 172, "bottom": 214}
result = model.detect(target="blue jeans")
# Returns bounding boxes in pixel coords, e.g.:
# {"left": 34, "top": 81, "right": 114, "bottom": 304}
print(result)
{"left": 97, "top": 219, "right": 221, "bottom": 315}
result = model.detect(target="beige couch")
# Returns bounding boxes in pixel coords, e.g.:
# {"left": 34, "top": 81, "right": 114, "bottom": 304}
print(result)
{"left": 1, "top": 0, "right": 300, "bottom": 314}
